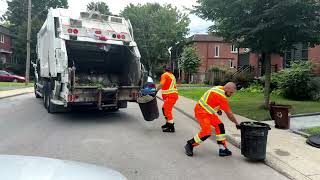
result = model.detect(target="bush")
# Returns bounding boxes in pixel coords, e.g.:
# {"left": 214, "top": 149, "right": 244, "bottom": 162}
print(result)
{"left": 232, "top": 72, "right": 255, "bottom": 89}
{"left": 309, "top": 77, "right": 320, "bottom": 101}
{"left": 275, "top": 61, "right": 313, "bottom": 100}
{"left": 239, "top": 83, "right": 264, "bottom": 93}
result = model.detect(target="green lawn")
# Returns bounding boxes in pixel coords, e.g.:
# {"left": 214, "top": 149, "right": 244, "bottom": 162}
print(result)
{"left": 0, "top": 82, "right": 33, "bottom": 87}
{"left": 179, "top": 88, "right": 320, "bottom": 121}
{"left": 303, "top": 127, "right": 320, "bottom": 136}
{"left": 0, "top": 82, "right": 33, "bottom": 91}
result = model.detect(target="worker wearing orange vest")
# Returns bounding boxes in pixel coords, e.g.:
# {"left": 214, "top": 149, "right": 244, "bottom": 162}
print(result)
{"left": 184, "top": 82, "right": 240, "bottom": 157}
{"left": 156, "top": 66, "right": 178, "bottom": 132}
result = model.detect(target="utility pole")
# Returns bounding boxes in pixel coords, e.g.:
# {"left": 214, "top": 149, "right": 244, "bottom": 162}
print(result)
{"left": 25, "top": 0, "right": 31, "bottom": 85}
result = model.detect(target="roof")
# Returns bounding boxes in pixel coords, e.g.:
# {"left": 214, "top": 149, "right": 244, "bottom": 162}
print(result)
{"left": 189, "top": 34, "right": 224, "bottom": 42}
{"left": 0, "top": 25, "right": 14, "bottom": 37}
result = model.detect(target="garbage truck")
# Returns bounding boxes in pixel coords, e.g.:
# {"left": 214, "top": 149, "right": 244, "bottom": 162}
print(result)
{"left": 33, "top": 8, "right": 147, "bottom": 113}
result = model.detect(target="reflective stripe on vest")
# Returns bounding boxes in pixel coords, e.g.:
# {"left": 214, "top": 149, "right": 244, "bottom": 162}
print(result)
{"left": 198, "top": 86, "right": 226, "bottom": 114}
{"left": 162, "top": 72, "right": 178, "bottom": 94}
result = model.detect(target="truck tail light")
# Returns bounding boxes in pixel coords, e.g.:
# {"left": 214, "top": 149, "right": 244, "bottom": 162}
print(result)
{"left": 68, "top": 95, "right": 75, "bottom": 102}
{"left": 117, "top": 34, "right": 121, "bottom": 39}
{"left": 73, "top": 29, "right": 79, "bottom": 34}
{"left": 121, "top": 35, "right": 125, "bottom": 39}
{"left": 99, "top": 36, "right": 107, "bottom": 41}
{"left": 67, "top": 28, "right": 73, "bottom": 33}
{"left": 95, "top": 30, "right": 102, "bottom": 34}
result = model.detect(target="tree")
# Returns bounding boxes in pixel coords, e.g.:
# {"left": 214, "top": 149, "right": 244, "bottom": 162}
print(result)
{"left": 87, "top": 1, "right": 111, "bottom": 15}
{"left": 2, "top": 0, "right": 68, "bottom": 74}
{"left": 180, "top": 46, "right": 201, "bottom": 83}
{"left": 194, "top": 0, "right": 320, "bottom": 107}
{"left": 121, "top": 3, "right": 190, "bottom": 77}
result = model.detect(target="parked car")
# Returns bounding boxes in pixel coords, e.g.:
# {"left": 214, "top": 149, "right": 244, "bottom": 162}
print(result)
{"left": 0, "top": 70, "right": 25, "bottom": 82}
{"left": 0, "top": 155, "right": 127, "bottom": 180}
{"left": 141, "top": 76, "right": 157, "bottom": 96}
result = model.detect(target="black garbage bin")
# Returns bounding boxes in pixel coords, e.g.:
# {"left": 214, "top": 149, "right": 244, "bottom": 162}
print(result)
{"left": 137, "top": 95, "right": 159, "bottom": 121}
{"left": 240, "top": 121, "right": 271, "bottom": 161}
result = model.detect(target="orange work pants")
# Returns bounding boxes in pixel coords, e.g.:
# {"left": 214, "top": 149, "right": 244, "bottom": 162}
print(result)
{"left": 193, "top": 103, "right": 227, "bottom": 147}
{"left": 162, "top": 93, "right": 178, "bottom": 122}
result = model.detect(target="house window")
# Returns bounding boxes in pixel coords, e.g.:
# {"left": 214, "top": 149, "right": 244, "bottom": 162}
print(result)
{"left": 229, "top": 59, "right": 234, "bottom": 68}
{"left": 231, "top": 45, "right": 238, "bottom": 53}
{"left": 0, "top": 34, "right": 4, "bottom": 43}
{"left": 214, "top": 46, "right": 220, "bottom": 57}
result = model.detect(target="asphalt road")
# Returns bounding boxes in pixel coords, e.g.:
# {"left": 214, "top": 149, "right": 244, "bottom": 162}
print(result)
{"left": 0, "top": 94, "right": 288, "bottom": 180}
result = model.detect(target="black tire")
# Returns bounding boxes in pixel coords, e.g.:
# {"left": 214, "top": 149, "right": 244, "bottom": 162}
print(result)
{"left": 46, "top": 82, "right": 57, "bottom": 113}
{"left": 105, "top": 107, "right": 119, "bottom": 112}
{"left": 43, "top": 81, "right": 48, "bottom": 109}
{"left": 34, "top": 83, "right": 41, "bottom": 98}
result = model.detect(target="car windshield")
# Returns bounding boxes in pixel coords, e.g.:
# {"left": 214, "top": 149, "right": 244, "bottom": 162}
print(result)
{"left": 0, "top": 71, "right": 10, "bottom": 75}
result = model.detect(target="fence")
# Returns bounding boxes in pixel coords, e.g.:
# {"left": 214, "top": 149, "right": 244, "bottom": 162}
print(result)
{"left": 191, "top": 71, "right": 227, "bottom": 84}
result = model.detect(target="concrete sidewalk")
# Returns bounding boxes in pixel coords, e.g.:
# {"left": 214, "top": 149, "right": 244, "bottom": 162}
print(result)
{"left": 158, "top": 93, "right": 320, "bottom": 180}
{"left": 0, "top": 87, "right": 33, "bottom": 99}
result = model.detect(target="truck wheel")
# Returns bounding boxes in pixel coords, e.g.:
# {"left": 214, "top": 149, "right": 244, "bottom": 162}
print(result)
{"left": 43, "top": 82, "right": 48, "bottom": 109}
{"left": 34, "top": 83, "right": 41, "bottom": 98}
{"left": 47, "top": 83, "right": 57, "bottom": 113}
{"left": 110, "top": 107, "right": 119, "bottom": 112}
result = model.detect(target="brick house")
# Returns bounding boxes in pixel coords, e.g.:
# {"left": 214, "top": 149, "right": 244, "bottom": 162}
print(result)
{"left": 0, "top": 25, "right": 15, "bottom": 69}
{"left": 184, "top": 34, "right": 320, "bottom": 80}
{"left": 188, "top": 34, "right": 240, "bottom": 73}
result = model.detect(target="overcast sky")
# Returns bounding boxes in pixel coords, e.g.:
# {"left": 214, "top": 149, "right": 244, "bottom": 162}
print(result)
{"left": 0, "top": 0, "right": 212, "bottom": 36}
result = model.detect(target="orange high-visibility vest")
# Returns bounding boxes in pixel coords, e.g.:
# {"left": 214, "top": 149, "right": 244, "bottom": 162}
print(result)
{"left": 198, "top": 86, "right": 226, "bottom": 114}
{"left": 161, "top": 72, "right": 178, "bottom": 95}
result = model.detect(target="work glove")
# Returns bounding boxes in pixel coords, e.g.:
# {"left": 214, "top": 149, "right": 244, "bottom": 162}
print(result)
{"left": 217, "top": 110, "right": 222, "bottom": 116}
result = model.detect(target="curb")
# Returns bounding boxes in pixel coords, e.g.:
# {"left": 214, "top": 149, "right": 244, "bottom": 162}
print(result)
{"left": 290, "top": 129, "right": 310, "bottom": 138}
{"left": 291, "top": 112, "right": 320, "bottom": 118}
{"left": 157, "top": 95, "right": 310, "bottom": 180}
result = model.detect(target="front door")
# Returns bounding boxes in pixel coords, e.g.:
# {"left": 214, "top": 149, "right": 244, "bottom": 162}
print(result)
{"left": 239, "top": 53, "right": 250, "bottom": 66}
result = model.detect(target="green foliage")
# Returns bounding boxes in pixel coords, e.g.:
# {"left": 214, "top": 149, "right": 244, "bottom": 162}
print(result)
{"left": 194, "top": 0, "right": 320, "bottom": 53}
{"left": 87, "top": 1, "right": 111, "bottom": 15}
{"left": 2, "top": 0, "right": 68, "bottom": 74}
{"left": 208, "top": 66, "right": 226, "bottom": 73}
{"left": 232, "top": 72, "right": 254, "bottom": 88}
{"left": 180, "top": 47, "right": 201, "bottom": 75}
{"left": 274, "top": 61, "right": 314, "bottom": 100}
{"left": 121, "top": 3, "right": 190, "bottom": 75}
{"left": 194, "top": 0, "right": 320, "bottom": 106}
{"left": 240, "top": 84, "right": 264, "bottom": 93}
{"left": 303, "top": 127, "right": 320, "bottom": 136}
{"left": 309, "top": 77, "right": 320, "bottom": 101}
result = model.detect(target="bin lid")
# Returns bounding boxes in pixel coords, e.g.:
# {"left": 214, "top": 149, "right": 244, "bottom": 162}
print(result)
{"left": 271, "top": 105, "right": 291, "bottom": 109}
{"left": 137, "top": 95, "right": 154, "bottom": 104}
{"left": 240, "top": 121, "right": 271, "bottom": 129}
{"left": 307, "top": 135, "right": 320, "bottom": 148}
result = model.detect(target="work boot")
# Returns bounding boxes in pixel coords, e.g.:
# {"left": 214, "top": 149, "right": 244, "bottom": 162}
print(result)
{"left": 161, "top": 123, "right": 169, "bottom": 130}
{"left": 184, "top": 142, "right": 194, "bottom": 156}
{"left": 162, "top": 123, "right": 175, "bottom": 133}
{"left": 219, "top": 148, "right": 232, "bottom": 157}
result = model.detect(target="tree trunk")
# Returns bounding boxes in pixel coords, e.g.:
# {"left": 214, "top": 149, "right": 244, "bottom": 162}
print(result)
{"left": 263, "top": 52, "right": 271, "bottom": 108}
